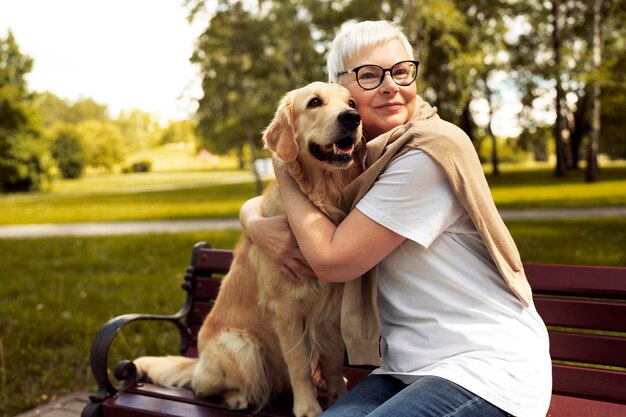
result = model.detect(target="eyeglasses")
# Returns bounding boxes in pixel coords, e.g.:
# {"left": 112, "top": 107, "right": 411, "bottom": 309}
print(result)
{"left": 337, "top": 60, "right": 419, "bottom": 90}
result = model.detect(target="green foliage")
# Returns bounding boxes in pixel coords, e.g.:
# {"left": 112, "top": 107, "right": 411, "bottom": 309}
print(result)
{"left": 477, "top": 136, "right": 529, "bottom": 164}
{"left": 76, "top": 120, "right": 125, "bottom": 172}
{"left": 33, "top": 93, "right": 110, "bottom": 127}
{"left": 0, "top": 31, "right": 50, "bottom": 193}
{"left": 115, "top": 109, "right": 161, "bottom": 152}
{"left": 50, "top": 123, "right": 86, "bottom": 179}
{"left": 191, "top": 1, "right": 323, "bottom": 162}
{"left": 159, "top": 119, "right": 198, "bottom": 146}
{"left": 186, "top": 0, "right": 626, "bottom": 172}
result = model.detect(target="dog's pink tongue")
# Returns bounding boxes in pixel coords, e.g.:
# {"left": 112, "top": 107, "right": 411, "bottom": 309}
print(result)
{"left": 333, "top": 143, "right": 355, "bottom": 155}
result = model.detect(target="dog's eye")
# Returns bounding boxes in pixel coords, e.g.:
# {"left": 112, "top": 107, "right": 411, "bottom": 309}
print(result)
{"left": 307, "top": 98, "right": 322, "bottom": 108}
{"left": 348, "top": 99, "right": 356, "bottom": 109}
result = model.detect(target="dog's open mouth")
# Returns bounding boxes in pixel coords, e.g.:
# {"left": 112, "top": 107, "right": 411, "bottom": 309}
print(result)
{"left": 309, "top": 136, "right": 356, "bottom": 166}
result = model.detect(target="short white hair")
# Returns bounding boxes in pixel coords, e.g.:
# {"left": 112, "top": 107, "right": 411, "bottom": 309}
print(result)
{"left": 326, "top": 20, "right": 415, "bottom": 83}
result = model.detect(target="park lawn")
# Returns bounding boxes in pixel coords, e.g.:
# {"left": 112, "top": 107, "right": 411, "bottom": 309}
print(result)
{"left": 1, "top": 218, "right": 625, "bottom": 416}
{"left": 0, "top": 177, "right": 267, "bottom": 225}
{"left": 486, "top": 164, "right": 626, "bottom": 209}
{"left": 1, "top": 165, "right": 625, "bottom": 225}
{"left": 0, "top": 230, "right": 242, "bottom": 417}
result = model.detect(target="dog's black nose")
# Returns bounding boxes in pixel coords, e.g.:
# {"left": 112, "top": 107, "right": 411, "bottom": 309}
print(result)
{"left": 338, "top": 109, "right": 361, "bottom": 129}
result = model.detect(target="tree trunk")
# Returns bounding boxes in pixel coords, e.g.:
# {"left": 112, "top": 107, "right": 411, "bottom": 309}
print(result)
{"left": 551, "top": 0, "right": 568, "bottom": 177}
{"left": 570, "top": 89, "right": 590, "bottom": 170}
{"left": 241, "top": 99, "right": 264, "bottom": 195}
{"left": 484, "top": 82, "right": 499, "bottom": 176}
{"left": 460, "top": 101, "right": 476, "bottom": 144}
{"left": 586, "top": 0, "right": 601, "bottom": 183}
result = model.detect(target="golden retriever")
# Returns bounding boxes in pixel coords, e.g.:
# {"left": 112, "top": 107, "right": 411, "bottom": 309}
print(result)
{"left": 134, "top": 82, "right": 364, "bottom": 417}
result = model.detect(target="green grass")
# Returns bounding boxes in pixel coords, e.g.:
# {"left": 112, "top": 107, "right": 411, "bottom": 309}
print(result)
{"left": 486, "top": 165, "right": 626, "bottom": 209}
{"left": 507, "top": 218, "right": 626, "bottom": 266}
{"left": 0, "top": 172, "right": 268, "bottom": 225}
{"left": 1, "top": 218, "right": 625, "bottom": 416}
{"left": 0, "top": 165, "right": 624, "bottom": 225}
{"left": 0, "top": 231, "right": 242, "bottom": 417}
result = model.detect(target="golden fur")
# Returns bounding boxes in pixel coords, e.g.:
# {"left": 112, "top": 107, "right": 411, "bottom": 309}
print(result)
{"left": 134, "top": 82, "right": 364, "bottom": 417}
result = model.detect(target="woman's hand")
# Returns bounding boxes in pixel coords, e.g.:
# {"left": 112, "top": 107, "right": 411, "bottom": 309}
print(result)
{"left": 239, "top": 196, "right": 315, "bottom": 283}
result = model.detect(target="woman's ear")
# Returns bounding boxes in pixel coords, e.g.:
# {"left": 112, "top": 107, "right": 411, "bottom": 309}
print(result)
{"left": 262, "top": 92, "right": 299, "bottom": 162}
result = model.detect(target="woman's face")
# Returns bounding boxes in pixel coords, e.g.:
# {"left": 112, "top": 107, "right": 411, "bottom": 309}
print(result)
{"left": 339, "top": 40, "right": 417, "bottom": 139}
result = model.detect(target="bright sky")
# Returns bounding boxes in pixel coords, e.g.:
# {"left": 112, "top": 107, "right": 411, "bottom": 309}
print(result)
{"left": 0, "top": 0, "right": 204, "bottom": 121}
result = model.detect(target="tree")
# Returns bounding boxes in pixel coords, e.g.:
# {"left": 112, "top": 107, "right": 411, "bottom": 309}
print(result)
{"left": 66, "top": 97, "right": 109, "bottom": 124}
{"left": 115, "top": 109, "right": 161, "bottom": 152}
{"left": 189, "top": 0, "right": 322, "bottom": 194}
{"left": 50, "top": 123, "right": 86, "bottom": 179}
{"left": 160, "top": 119, "right": 198, "bottom": 146}
{"left": 76, "top": 120, "right": 125, "bottom": 172}
{"left": 0, "top": 30, "right": 49, "bottom": 192}
{"left": 508, "top": 0, "right": 626, "bottom": 176}
{"left": 33, "top": 91, "right": 72, "bottom": 128}
{"left": 593, "top": 0, "right": 626, "bottom": 161}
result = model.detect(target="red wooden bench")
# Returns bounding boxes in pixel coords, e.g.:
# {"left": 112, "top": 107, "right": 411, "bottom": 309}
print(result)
{"left": 81, "top": 242, "right": 626, "bottom": 417}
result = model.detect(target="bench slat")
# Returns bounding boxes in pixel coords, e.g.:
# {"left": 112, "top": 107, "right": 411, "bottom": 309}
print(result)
{"left": 549, "top": 394, "right": 626, "bottom": 417}
{"left": 191, "top": 301, "right": 214, "bottom": 326}
{"left": 124, "top": 383, "right": 301, "bottom": 417}
{"left": 549, "top": 331, "right": 626, "bottom": 368}
{"left": 526, "top": 263, "right": 626, "bottom": 298}
{"left": 195, "top": 249, "right": 233, "bottom": 274}
{"left": 193, "top": 277, "right": 222, "bottom": 300}
{"left": 534, "top": 297, "right": 626, "bottom": 332}
{"left": 552, "top": 364, "right": 626, "bottom": 405}
{"left": 104, "top": 391, "right": 250, "bottom": 417}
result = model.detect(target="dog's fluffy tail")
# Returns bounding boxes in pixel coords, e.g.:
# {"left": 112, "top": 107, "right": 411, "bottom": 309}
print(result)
{"left": 133, "top": 355, "right": 197, "bottom": 389}
{"left": 192, "top": 331, "right": 272, "bottom": 410}
{"left": 135, "top": 331, "right": 271, "bottom": 411}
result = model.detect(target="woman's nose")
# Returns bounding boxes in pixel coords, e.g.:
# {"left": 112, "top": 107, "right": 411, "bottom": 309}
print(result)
{"left": 379, "top": 73, "right": 398, "bottom": 92}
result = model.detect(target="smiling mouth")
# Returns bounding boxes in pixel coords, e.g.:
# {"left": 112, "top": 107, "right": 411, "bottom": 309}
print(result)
{"left": 309, "top": 136, "right": 356, "bottom": 166}
{"left": 378, "top": 103, "right": 402, "bottom": 109}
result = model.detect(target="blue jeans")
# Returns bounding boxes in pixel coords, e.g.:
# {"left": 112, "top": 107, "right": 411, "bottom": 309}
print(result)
{"left": 321, "top": 374, "right": 511, "bottom": 417}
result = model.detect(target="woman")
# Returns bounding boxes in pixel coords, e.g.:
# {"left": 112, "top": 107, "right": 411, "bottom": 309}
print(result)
{"left": 241, "top": 20, "right": 551, "bottom": 417}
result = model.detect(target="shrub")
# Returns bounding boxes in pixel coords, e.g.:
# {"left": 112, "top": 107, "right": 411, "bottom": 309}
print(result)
{"left": 50, "top": 124, "right": 86, "bottom": 179}
{"left": 122, "top": 160, "right": 152, "bottom": 173}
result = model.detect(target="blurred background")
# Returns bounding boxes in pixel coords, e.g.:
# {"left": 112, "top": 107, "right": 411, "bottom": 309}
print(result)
{"left": 0, "top": 1, "right": 625, "bottom": 416}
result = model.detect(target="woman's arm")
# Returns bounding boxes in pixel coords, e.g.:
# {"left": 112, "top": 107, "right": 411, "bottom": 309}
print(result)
{"left": 273, "top": 164, "right": 405, "bottom": 283}
{"left": 239, "top": 196, "right": 315, "bottom": 282}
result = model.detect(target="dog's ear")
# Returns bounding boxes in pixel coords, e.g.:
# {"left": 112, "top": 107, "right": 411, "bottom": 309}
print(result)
{"left": 262, "top": 92, "right": 299, "bottom": 162}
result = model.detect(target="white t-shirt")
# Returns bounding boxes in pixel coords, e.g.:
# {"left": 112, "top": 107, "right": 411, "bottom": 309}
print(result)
{"left": 355, "top": 150, "right": 552, "bottom": 417}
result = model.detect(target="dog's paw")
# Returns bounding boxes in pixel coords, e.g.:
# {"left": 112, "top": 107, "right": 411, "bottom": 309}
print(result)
{"left": 131, "top": 357, "right": 152, "bottom": 382}
{"left": 223, "top": 390, "right": 250, "bottom": 410}
{"left": 293, "top": 400, "right": 323, "bottom": 417}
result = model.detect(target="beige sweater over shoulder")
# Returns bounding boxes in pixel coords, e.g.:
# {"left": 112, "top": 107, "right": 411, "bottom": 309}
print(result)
{"left": 339, "top": 97, "right": 533, "bottom": 366}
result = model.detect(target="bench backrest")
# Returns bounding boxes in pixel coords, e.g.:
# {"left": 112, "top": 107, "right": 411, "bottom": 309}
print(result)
{"left": 525, "top": 263, "right": 626, "bottom": 405}
{"left": 182, "top": 243, "right": 626, "bottom": 406}
{"left": 181, "top": 242, "right": 230, "bottom": 357}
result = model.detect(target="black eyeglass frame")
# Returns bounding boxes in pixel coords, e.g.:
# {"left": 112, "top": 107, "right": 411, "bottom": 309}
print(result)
{"left": 337, "top": 60, "right": 420, "bottom": 90}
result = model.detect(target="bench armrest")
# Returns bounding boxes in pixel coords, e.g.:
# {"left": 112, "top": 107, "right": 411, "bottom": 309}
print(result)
{"left": 87, "top": 311, "right": 191, "bottom": 403}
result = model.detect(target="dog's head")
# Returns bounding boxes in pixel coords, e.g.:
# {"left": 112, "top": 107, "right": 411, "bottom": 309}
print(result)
{"left": 263, "top": 82, "right": 364, "bottom": 170}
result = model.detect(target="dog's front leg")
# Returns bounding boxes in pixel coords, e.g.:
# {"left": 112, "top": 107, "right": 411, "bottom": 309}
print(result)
{"left": 317, "top": 322, "right": 347, "bottom": 407}
{"left": 274, "top": 314, "right": 322, "bottom": 417}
